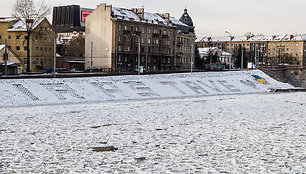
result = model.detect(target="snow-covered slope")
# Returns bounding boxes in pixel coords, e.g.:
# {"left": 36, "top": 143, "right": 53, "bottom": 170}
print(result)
{"left": 0, "top": 70, "right": 293, "bottom": 107}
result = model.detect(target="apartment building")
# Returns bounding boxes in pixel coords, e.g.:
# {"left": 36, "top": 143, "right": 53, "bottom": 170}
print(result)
{"left": 172, "top": 8, "right": 196, "bottom": 70}
{"left": 85, "top": 4, "right": 196, "bottom": 72}
{"left": 0, "top": 17, "right": 55, "bottom": 72}
{"left": 196, "top": 34, "right": 306, "bottom": 66}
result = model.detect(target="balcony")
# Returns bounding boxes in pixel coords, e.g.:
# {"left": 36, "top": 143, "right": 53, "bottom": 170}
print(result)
{"left": 152, "top": 33, "right": 159, "bottom": 37}
{"left": 162, "top": 34, "right": 169, "bottom": 38}
{"left": 134, "top": 31, "right": 141, "bottom": 36}
{"left": 123, "top": 30, "right": 131, "bottom": 34}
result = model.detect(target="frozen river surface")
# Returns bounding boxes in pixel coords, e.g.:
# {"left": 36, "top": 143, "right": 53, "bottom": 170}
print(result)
{"left": 0, "top": 93, "right": 305, "bottom": 173}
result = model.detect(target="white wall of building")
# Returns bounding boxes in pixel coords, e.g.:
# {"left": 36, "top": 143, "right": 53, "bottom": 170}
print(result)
{"left": 85, "top": 4, "right": 113, "bottom": 70}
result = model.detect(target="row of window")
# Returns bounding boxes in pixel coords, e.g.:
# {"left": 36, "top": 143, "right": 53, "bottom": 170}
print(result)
{"left": 0, "top": 35, "right": 28, "bottom": 41}
{"left": 118, "top": 35, "right": 171, "bottom": 46}
{"left": 268, "top": 48, "right": 299, "bottom": 52}
{"left": 117, "top": 55, "right": 171, "bottom": 64}
{"left": 118, "top": 24, "right": 172, "bottom": 36}
{"left": 268, "top": 53, "right": 299, "bottom": 56}
{"left": 0, "top": 35, "right": 52, "bottom": 43}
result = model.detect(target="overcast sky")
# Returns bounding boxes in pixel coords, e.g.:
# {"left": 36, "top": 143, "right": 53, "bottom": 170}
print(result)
{"left": 1, "top": 0, "right": 306, "bottom": 37}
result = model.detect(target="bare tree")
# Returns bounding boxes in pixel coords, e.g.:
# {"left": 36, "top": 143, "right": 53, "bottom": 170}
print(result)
{"left": 12, "top": 0, "right": 51, "bottom": 72}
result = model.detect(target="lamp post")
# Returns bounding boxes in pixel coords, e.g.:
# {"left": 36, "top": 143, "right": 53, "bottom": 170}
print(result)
{"left": 4, "top": 39, "right": 8, "bottom": 76}
{"left": 54, "top": 33, "right": 57, "bottom": 78}
{"left": 191, "top": 44, "right": 194, "bottom": 72}
{"left": 225, "top": 31, "right": 233, "bottom": 71}
{"left": 132, "top": 34, "right": 141, "bottom": 75}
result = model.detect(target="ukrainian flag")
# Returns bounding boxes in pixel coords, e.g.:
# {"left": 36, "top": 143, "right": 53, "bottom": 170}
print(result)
{"left": 252, "top": 75, "right": 268, "bottom": 84}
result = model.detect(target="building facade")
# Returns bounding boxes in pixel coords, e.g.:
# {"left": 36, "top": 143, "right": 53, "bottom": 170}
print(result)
{"left": 0, "top": 17, "right": 55, "bottom": 72}
{"left": 172, "top": 9, "right": 196, "bottom": 70}
{"left": 196, "top": 34, "right": 306, "bottom": 67}
{"left": 85, "top": 4, "right": 195, "bottom": 72}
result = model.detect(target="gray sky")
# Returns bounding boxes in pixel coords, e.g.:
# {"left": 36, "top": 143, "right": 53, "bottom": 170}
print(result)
{"left": 1, "top": 0, "right": 306, "bottom": 37}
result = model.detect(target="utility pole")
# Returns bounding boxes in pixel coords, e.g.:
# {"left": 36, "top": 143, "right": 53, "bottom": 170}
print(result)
{"left": 4, "top": 39, "right": 8, "bottom": 76}
{"left": 132, "top": 34, "right": 141, "bottom": 75}
{"left": 241, "top": 49, "right": 244, "bottom": 69}
{"left": 191, "top": 44, "right": 194, "bottom": 72}
{"left": 54, "top": 33, "right": 57, "bottom": 78}
{"left": 225, "top": 31, "right": 233, "bottom": 71}
{"left": 90, "top": 42, "right": 93, "bottom": 73}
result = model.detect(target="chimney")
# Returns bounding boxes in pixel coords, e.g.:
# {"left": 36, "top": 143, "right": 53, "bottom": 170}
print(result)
{"left": 272, "top": 35, "right": 276, "bottom": 40}
{"left": 132, "top": 8, "right": 138, "bottom": 14}
{"left": 290, "top": 35, "right": 294, "bottom": 40}
{"left": 137, "top": 8, "right": 144, "bottom": 19}
{"left": 165, "top": 13, "right": 170, "bottom": 22}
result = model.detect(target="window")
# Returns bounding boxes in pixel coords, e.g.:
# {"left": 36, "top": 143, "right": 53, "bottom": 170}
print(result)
{"left": 35, "top": 36, "right": 38, "bottom": 41}
{"left": 45, "top": 37, "right": 47, "bottom": 42}
{"left": 24, "top": 46, "right": 27, "bottom": 51}
{"left": 141, "top": 37, "right": 144, "bottom": 44}
{"left": 118, "top": 36, "right": 121, "bottom": 41}
{"left": 142, "top": 27, "right": 144, "bottom": 34}
{"left": 124, "top": 25, "right": 127, "bottom": 30}
{"left": 296, "top": 43, "right": 299, "bottom": 46}
{"left": 124, "top": 56, "right": 127, "bottom": 62}
{"left": 44, "top": 27, "right": 47, "bottom": 32}
{"left": 0, "top": 35, "right": 2, "bottom": 40}
{"left": 16, "top": 36, "right": 20, "bottom": 40}
{"left": 8, "top": 35, "right": 11, "bottom": 40}
{"left": 16, "top": 46, "right": 20, "bottom": 52}
{"left": 118, "top": 24, "right": 121, "bottom": 31}
{"left": 40, "top": 47, "right": 43, "bottom": 52}
{"left": 118, "top": 55, "right": 121, "bottom": 62}
{"left": 148, "top": 38, "right": 151, "bottom": 44}
{"left": 118, "top": 45, "right": 122, "bottom": 51}
{"left": 156, "top": 39, "right": 159, "bottom": 44}
{"left": 135, "top": 27, "right": 138, "bottom": 31}
{"left": 148, "top": 28, "right": 151, "bottom": 34}
{"left": 36, "top": 47, "right": 38, "bottom": 52}
{"left": 45, "top": 47, "right": 47, "bottom": 52}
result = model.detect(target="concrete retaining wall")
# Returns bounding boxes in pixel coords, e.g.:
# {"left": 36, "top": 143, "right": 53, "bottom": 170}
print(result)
{"left": 0, "top": 70, "right": 293, "bottom": 107}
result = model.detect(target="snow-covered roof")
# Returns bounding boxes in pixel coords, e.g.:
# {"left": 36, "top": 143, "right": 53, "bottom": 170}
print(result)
{"left": 7, "top": 18, "right": 45, "bottom": 32}
{"left": 197, "top": 34, "right": 306, "bottom": 43}
{"left": 0, "top": 45, "right": 5, "bottom": 50}
{"left": 0, "top": 62, "right": 19, "bottom": 66}
{"left": 247, "top": 35, "right": 264, "bottom": 42}
{"left": 112, "top": 7, "right": 174, "bottom": 26}
{"left": 196, "top": 36, "right": 230, "bottom": 42}
{"left": 232, "top": 36, "right": 248, "bottom": 42}
{"left": 170, "top": 17, "right": 188, "bottom": 27}
{"left": 0, "top": 17, "right": 17, "bottom": 23}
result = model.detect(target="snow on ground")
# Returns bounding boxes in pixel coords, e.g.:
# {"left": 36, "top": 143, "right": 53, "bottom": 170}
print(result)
{"left": 0, "top": 70, "right": 293, "bottom": 107}
{"left": 0, "top": 92, "right": 305, "bottom": 173}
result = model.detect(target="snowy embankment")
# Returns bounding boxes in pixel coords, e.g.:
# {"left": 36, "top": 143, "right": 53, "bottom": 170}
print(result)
{"left": 0, "top": 70, "right": 293, "bottom": 107}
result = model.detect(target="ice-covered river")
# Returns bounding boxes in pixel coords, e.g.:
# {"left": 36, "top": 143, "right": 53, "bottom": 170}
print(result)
{"left": 0, "top": 92, "right": 305, "bottom": 173}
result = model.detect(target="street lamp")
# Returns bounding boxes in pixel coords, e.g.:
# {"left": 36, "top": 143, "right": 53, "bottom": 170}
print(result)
{"left": 132, "top": 34, "right": 141, "bottom": 75}
{"left": 225, "top": 31, "right": 233, "bottom": 71}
